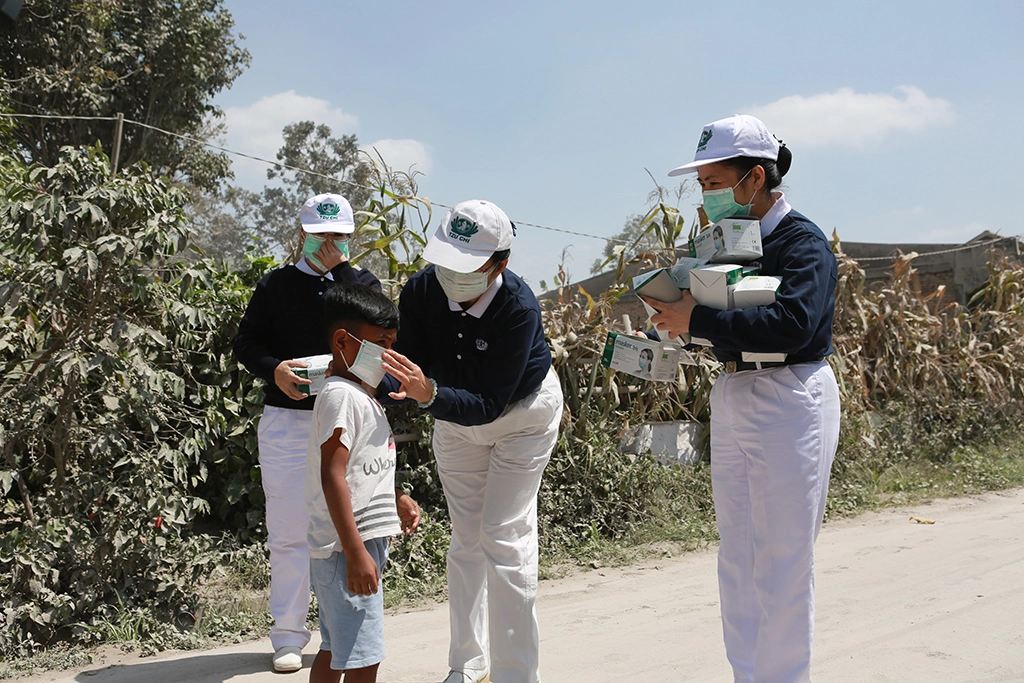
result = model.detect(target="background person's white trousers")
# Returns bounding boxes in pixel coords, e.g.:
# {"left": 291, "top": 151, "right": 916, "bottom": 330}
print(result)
{"left": 257, "top": 405, "right": 313, "bottom": 651}
{"left": 709, "top": 360, "right": 840, "bottom": 683}
{"left": 433, "top": 369, "right": 563, "bottom": 683}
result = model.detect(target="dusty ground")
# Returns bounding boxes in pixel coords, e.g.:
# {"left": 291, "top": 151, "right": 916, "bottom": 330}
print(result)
{"left": 16, "top": 488, "right": 1024, "bottom": 682}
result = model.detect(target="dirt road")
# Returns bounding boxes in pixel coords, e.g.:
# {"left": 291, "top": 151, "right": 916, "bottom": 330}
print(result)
{"left": 22, "top": 488, "right": 1024, "bottom": 682}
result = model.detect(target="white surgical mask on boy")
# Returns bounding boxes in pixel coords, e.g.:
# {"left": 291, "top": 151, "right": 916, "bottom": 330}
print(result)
{"left": 435, "top": 264, "right": 492, "bottom": 303}
{"left": 340, "top": 333, "right": 387, "bottom": 388}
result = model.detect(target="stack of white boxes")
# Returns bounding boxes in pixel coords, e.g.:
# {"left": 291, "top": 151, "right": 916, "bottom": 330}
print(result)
{"left": 621, "top": 217, "right": 786, "bottom": 368}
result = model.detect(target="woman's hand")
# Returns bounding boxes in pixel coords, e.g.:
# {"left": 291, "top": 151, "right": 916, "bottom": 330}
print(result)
{"left": 381, "top": 350, "right": 434, "bottom": 404}
{"left": 315, "top": 237, "right": 347, "bottom": 271}
{"left": 642, "top": 291, "right": 698, "bottom": 340}
{"left": 274, "top": 359, "right": 311, "bottom": 400}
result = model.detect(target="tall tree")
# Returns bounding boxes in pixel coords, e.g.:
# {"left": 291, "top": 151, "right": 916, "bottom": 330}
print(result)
{"left": 252, "top": 120, "right": 372, "bottom": 255}
{"left": 0, "top": 0, "right": 250, "bottom": 191}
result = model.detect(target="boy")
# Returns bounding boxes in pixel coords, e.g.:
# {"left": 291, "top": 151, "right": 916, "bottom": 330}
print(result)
{"left": 306, "top": 283, "right": 421, "bottom": 683}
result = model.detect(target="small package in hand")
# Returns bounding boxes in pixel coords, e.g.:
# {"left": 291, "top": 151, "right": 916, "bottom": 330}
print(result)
{"left": 293, "top": 354, "right": 332, "bottom": 396}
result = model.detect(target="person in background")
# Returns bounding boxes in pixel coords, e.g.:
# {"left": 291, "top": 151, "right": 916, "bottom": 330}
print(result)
{"left": 234, "top": 193, "right": 380, "bottom": 673}
{"left": 643, "top": 114, "right": 840, "bottom": 683}
{"left": 378, "top": 199, "right": 563, "bottom": 683}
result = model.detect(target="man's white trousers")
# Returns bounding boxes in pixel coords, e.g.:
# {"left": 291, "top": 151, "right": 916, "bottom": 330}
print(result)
{"left": 257, "top": 405, "right": 313, "bottom": 650}
{"left": 710, "top": 360, "right": 840, "bottom": 683}
{"left": 433, "top": 369, "right": 563, "bottom": 683}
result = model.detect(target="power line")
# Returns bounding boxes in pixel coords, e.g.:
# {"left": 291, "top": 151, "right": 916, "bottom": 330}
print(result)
{"left": 846, "top": 236, "right": 1019, "bottom": 262}
{"left": 4, "top": 112, "right": 1020, "bottom": 259}
{"left": 1, "top": 112, "right": 631, "bottom": 245}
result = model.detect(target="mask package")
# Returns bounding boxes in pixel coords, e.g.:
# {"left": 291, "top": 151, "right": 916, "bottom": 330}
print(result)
{"left": 600, "top": 332, "right": 696, "bottom": 383}
{"left": 293, "top": 353, "right": 333, "bottom": 396}
{"left": 690, "top": 217, "right": 762, "bottom": 263}
{"left": 632, "top": 258, "right": 707, "bottom": 344}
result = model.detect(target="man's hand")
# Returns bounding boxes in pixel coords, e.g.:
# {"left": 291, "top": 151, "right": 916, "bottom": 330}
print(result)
{"left": 642, "top": 291, "right": 698, "bottom": 340}
{"left": 381, "top": 350, "right": 433, "bottom": 403}
{"left": 396, "top": 491, "right": 421, "bottom": 535}
{"left": 274, "top": 359, "right": 312, "bottom": 400}
{"left": 345, "top": 546, "right": 380, "bottom": 596}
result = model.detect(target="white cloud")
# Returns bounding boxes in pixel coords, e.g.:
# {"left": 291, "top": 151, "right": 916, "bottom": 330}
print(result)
{"left": 362, "top": 139, "right": 433, "bottom": 175}
{"left": 748, "top": 86, "right": 956, "bottom": 149}
{"left": 222, "top": 90, "right": 359, "bottom": 189}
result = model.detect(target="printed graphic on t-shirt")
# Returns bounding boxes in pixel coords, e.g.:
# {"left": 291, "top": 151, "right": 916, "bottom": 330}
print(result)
{"left": 354, "top": 434, "right": 399, "bottom": 536}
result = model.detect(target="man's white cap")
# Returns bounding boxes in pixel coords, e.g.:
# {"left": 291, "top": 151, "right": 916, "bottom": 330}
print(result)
{"left": 668, "top": 114, "right": 779, "bottom": 176}
{"left": 299, "top": 193, "right": 355, "bottom": 234}
{"left": 421, "top": 199, "right": 514, "bottom": 273}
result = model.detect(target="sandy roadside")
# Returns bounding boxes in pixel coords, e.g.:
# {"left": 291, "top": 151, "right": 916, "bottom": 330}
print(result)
{"left": 15, "top": 488, "right": 1024, "bottom": 683}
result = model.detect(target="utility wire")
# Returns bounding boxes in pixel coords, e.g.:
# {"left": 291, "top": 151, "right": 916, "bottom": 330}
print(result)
{"left": 3, "top": 112, "right": 1020, "bottom": 259}
{"left": 1, "top": 112, "right": 631, "bottom": 245}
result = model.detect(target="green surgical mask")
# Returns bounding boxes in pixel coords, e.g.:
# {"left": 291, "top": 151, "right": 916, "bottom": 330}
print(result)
{"left": 302, "top": 235, "right": 349, "bottom": 272}
{"left": 702, "top": 169, "right": 754, "bottom": 224}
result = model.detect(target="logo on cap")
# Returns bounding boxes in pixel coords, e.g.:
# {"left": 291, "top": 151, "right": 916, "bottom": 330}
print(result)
{"left": 448, "top": 216, "right": 479, "bottom": 243}
{"left": 696, "top": 129, "right": 713, "bottom": 153}
{"left": 317, "top": 202, "right": 341, "bottom": 219}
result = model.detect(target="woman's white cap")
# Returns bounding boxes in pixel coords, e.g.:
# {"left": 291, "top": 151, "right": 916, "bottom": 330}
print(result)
{"left": 668, "top": 114, "right": 779, "bottom": 176}
{"left": 299, "top": 193, "right": 355, "bottom": 233}
{"left": 421, "top": 200, "right": 514, "bottom": 273}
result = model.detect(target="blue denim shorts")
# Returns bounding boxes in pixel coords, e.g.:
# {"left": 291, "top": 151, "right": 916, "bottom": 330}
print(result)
{"left": 310, "top": 537, "right": 389, "bottom": 670}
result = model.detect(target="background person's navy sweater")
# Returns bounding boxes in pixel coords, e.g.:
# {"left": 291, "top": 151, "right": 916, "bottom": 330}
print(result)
{"left": 234, "top": 261, "right": 381, "bottom": 410}
{"left": 689, "top": 210, "right": 837, "bottom": 364}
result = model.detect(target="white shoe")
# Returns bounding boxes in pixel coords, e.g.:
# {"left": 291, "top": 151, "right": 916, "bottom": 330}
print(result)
{"left": 442, "top": 671, "right": 490, "bottom": 683}
{"left": 272, "top": 646, "right": 303, "bottom": 672}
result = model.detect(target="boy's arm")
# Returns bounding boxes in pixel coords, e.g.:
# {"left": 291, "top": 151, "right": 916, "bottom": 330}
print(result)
{"left": 321, "top": 428, "right": 380, "bottom": 596}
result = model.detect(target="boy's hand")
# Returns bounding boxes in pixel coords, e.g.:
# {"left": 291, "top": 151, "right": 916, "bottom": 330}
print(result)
{"left": 274, "top": 359, "right": 312, "bottom": 400}
{"left": 396, "top": 492, "right": 421, "bottom": 535}
{"left": 346, "top": 546, "right": 380, "bottom": 596}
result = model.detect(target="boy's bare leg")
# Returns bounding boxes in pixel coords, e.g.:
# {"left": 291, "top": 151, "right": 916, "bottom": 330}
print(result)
{"left": 309, "top": 649, "right": 342, "bottom": 683}
{"left": 343, "top": 665, "right": 379, "bottom": 683}
{"left": 309, "top": 651, "right": 379, "bottom": 683}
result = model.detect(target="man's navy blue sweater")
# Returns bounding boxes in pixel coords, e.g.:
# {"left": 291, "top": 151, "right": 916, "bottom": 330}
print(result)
{"left": 689, "top": 210, "right": 837, "bottom": 364}
{"left": 234, "top": 261, "right": 380, "bottom": 410}
{"left": 380, "top": 266, "right": 551, "bottom": 427}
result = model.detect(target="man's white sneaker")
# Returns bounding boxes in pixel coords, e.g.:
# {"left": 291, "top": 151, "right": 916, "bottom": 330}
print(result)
{"left": 442, "top": 671, "right": 490, "bottom": 683}
{"left": 272, "top": 646, "right": 303, "bottom": 672}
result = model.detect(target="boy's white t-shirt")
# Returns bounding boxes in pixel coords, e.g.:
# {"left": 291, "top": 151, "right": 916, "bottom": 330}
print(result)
{"left": 305, "top": 376, "right": 401, "bottom": 559}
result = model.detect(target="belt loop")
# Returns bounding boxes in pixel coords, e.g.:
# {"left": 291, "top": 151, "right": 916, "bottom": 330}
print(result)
{"left": 755, "top": 361, "right": 763, "bottom": 370}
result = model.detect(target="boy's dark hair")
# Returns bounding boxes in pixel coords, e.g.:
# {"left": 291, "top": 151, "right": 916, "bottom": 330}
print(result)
{"left": 323, "top": 284, "right": 399, "bottom": 338}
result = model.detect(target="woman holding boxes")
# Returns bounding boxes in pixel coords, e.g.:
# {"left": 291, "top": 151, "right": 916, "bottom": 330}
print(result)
{"left": 643, "top": 114, "right": 840, "bottom": 683}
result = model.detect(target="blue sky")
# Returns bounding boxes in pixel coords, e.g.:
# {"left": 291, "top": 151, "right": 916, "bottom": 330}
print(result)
{"left": 215, "top": 0, "right": 1024, "bottom": 290}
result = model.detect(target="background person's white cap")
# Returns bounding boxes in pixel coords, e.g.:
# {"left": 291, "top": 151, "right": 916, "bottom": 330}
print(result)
{"left": 668, "top": 114, "right": 780, "bottom": 176}
{"left": 299, "top": 193, "right": 355, "bottom": 234}
{"left": 421, "top": 199, "right": 514, "bottom": 273}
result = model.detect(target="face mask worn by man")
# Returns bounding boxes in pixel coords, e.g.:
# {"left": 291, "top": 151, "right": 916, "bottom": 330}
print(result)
{"left": 435, "top": 264, "right": 492, "bottom": 303}
{"left": 702, "top": 169, "right": 755, "bottom": 224}
{"left": 340, "top": 332, "right": 387, "bottom": 388}
{"left": 302, "top": 235, "right": 349, "bottom": 272}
